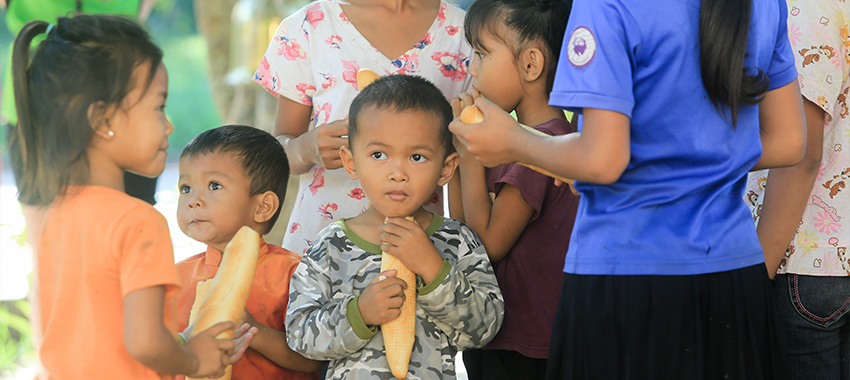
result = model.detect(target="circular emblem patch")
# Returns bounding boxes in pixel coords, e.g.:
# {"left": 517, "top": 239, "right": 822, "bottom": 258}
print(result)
{"left": 567, "top": 26, "right": 596, "bottom": 67}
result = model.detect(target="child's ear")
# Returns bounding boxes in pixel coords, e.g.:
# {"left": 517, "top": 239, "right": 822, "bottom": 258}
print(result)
{"left": 437, "top": 151, "right": 460, "bottom": 186}
{"left": 519, "top": 46, "right": 545, "bottom": 82}
{"left": 340, "top": 145, "right": 359, "bottom": 180}
{"left": 87, "top": 101, "right": 118, "bottom": 139}
{"left": 253, "top": 190, "right": 280, "bottom": 225}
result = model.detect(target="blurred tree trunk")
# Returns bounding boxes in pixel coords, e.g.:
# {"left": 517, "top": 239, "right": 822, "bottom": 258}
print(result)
{"left": 192, "top": 0, "right": 238, "bottom": 125}
{"left": 193, "top": 0, "right": 307, "bottom": 246}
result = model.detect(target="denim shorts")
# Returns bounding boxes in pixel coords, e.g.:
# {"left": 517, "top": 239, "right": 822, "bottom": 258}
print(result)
{"left": 773, "top": 273, "right": 850, "bottom": 380}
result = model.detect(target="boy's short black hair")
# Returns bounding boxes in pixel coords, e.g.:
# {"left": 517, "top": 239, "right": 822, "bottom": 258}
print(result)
{"left": 180, "top": 125, "right": 290, "bottom": 229}
{"left": 349, "top": 75, "right": 453, "bottom": 155}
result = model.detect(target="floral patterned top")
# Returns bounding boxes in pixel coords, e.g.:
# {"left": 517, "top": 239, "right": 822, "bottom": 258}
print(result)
{"left": 254, "top": 0, "right": 473, "bottom": 254}
{"left": 745, "top": 0, "right": 850, "bottom": 276}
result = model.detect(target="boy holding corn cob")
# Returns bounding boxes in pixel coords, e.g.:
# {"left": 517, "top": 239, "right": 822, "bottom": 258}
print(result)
{"left": 286, "top": 75, "right": 505, "bottom": 380}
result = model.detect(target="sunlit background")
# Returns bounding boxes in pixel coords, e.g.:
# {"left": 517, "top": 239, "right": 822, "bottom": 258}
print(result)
{"left": 0, "top": 1, "right": 471, "bottom": 378}
{"left": 0, "top": 0, "right": 288, "bottom": 377}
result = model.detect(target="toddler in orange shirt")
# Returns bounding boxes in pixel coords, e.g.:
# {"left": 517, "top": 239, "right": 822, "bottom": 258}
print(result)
{"left": 174, "top": 125, "right": 323, "bottom": 379}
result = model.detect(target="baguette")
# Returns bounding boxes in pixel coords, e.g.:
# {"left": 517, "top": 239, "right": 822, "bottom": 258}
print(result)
{"left": 380, "top": 216, "right": 417, "bottom": 379}
{"left": 356, "top": 69, "right": 381, "bottom": 90}
{"left": 186, "top": 226, "right": 261, "bottom": 380}
{"left": 459, "top": 105, "right": 577, "bottom": 188}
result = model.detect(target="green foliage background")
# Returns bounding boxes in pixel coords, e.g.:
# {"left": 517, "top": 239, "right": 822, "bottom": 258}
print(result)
{"left": 0, "top": 0, "right": 221, "bottom": 159}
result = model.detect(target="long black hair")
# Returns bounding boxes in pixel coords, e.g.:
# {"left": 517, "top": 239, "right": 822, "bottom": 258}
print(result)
{"left": 464, "top": 0, "right": 571, "bottom": 92}
{"left": 699, "top": 0, "right": 768, "bottom": 125}
{"left": 9, "top": 15, "right": 163, "bottom": 206}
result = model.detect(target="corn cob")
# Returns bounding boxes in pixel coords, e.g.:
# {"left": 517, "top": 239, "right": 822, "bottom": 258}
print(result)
{"left": 380, "top": 216, "right": 416, "bottom": 379}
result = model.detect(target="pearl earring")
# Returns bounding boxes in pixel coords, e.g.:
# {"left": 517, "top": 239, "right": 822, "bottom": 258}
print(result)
{"left": 107, "top": 130, "right": 114, "bottom": 137}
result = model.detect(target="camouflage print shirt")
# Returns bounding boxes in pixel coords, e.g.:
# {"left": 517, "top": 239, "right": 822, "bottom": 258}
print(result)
{"left": 286, "top": 213, "right": 504, "bottom": 379}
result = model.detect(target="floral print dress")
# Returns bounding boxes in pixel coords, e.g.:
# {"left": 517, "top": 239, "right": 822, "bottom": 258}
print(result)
{"left": 254, "top": 0, "right": 473, "bottom": 254}
{"left": 746, "top": 0, "right": 850, "bottom": 276}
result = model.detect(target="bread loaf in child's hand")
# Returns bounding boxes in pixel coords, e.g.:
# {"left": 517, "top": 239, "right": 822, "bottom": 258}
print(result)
{"left": 459, "top": 105, "right": 577, "bottom": 188}
{"left": 381, "top": 216, "right": 417, "bottom": 379}
{"left": 356, "top": 69, "right": 381, "bottom": 90}
{"left": 187, "top": 226, "right": 261, "bottom": 380}
{"left": 458, "top": 104, "right": 485, "bottom": 125}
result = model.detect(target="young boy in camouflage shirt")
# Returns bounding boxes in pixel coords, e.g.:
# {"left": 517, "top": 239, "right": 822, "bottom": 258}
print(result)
{"left": 286, "top": 75, "right": 505, "bottom": 380}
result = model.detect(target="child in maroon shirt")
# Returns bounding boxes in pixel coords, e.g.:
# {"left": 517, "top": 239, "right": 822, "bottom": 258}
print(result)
{"left": 447, "top": 0, "right": 577, "bottom": 377}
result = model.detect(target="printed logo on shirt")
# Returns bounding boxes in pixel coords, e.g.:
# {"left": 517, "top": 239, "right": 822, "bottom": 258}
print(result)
{"left": 567, "top": 27, "right": 596, "bottom": 68}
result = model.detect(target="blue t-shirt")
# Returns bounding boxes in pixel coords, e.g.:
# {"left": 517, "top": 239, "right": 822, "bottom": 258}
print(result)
{"left": 550, "top": 0, "right": 797, "bottom": 275}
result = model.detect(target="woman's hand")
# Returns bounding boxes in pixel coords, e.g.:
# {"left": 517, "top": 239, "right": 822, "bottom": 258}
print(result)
{"left": 290, "top": 118, "right": 349, "bottom": 170}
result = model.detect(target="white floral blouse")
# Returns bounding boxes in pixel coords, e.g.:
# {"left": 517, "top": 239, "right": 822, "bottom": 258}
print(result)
{"left": 254, "top": 0, "right": 473, "bottom": 254}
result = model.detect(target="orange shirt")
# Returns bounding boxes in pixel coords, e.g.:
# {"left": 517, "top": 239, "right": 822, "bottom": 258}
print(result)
{"left": 37, "top": 186, "right": 181, "bottom": 380}
{"left": 175, "top": 241, "right": 319, "bottom": 380}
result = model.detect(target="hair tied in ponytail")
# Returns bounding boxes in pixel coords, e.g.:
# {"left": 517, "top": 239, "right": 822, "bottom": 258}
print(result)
{"left": 535, "top": 0, "right": 552, "bottom": 12}
{"left": 9, "top": 15, "right": 163, "bottom": 206}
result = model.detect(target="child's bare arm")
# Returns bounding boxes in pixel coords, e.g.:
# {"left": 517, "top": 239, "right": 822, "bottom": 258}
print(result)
{"left": 449, "top": 90, "right": 539, "bottom": 255}
{"left": 447, "top": 173, "right": 465, "bottom": 221}
{"left": 447, "top": 94, "right": 472, "bottom": 221}
{"left": 756, "top": 99, "right": 825, "bottom": 277}
{"left": 450, "top": 97, "right": 630, "bottom": 184}
{"left": 455, "top": 146, "right": 535, "bottom": 261}
{"left": 752, "top": 80, "right": 806, "bottom": 171}
{"left": 123, "top": 286, "right": 235, "bottom": 378}
{"left": 240, "top": 309, "right": 324, "bottom": 373}
{"left": 275, "top": 96, "right": 349, "bottom": 174}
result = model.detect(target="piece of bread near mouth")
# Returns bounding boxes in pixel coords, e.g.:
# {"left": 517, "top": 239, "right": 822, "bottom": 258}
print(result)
{"left": 458, "top": 105, "right": 577, "bottom": 189}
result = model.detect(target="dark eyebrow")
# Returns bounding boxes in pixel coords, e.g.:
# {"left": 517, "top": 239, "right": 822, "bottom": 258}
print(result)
{"left": 178, "top": 170, "right": 232, "bottom": 182}
{"left": 204, "top": 170, "right": 232, "bottom": 179}
{"left": 365, "top": 141, "right": 437, "bottom": 153}
{"left": 365, "top": 141, "right": 389, "bottom": 148}
{"left": 411, "top": 144, "right": 437, "bottom": 153}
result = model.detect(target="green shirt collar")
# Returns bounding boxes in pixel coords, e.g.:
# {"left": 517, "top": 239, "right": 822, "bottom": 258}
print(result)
{"left": 337, "top": 212, "right": 445, "bottom": 254}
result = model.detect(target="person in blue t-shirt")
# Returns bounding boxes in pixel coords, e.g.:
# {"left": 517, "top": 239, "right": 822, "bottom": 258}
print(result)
{"left": 450, "top": 0, "right": 806, "bottom": 377}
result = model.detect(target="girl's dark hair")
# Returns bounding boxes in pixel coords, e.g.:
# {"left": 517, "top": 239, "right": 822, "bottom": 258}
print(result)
{"left": 699, "top": 0, "right": 768, "bottom": 125}
{"left": 181, "top": 125, "right": 291, "bottom": 230}
{"left": 9, "top": 14, "right": 163, "bottom": 206}
{"left": 464, "top": 0, "right": 571, "bottom": 92}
